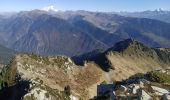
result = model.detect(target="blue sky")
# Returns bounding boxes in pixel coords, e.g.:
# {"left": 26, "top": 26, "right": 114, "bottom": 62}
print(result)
{"left": 0, "top": 0, "right": 170, "bottom": 12}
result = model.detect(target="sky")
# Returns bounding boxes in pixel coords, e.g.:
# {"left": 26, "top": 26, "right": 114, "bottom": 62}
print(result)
{"left": 0, "top": 0, "right": 170, "bottom": 12}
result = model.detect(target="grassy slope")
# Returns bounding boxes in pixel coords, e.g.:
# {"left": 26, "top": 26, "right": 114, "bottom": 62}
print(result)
{"left": 105, "top": 40, "right": 170, "bottom": 81}
{"left": 15, "top": 54, "right": 105, "bottom": 99}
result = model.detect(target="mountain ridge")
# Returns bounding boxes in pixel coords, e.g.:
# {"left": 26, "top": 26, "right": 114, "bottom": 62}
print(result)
{"left": 0, "top": 10, "right": 170, "bottom": 56}
{"left": 0, "top": 39, "right": 170, "bottom": 99}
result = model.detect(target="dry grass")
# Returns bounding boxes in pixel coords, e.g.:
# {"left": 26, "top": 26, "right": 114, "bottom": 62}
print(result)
{"left": 106, "top": 52, "right": 167, "bottom": 81}
{"left": 15, "top": 54, "right": 105, "bottom": 99}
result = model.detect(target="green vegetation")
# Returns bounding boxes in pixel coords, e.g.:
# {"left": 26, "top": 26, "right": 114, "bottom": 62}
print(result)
{"left": 63, "top": 85, "right": 71, "bottom": 100}
{"left": 39, "top": 84, "right": 70, "bottom": 100}
{"left": 128, "top": 73, "right": 145, "bottom": 80}
{"left": 36, "top": 90, "right": 41, "bottom": 94}
{"left": 27, "top": 54, "right": 72, "bottom": 67}
{"left": 155, "top": 49, "right": 170, "bottom": 64}
{"left": 28, "top": 54, "right": 50, "bottom": 65}
{"left": 147, "top": 70, "right": 170, "bottom": 83}
{"left": 64, "top": 85, "right": 71, "bottom": 96}
{"left": 24, "top": 95, "right": 36, "bottom": 100}
{"left": 101, "top": 81, "right": 107, "bottom": 84}
{"left": 0, "top": 59, "right": 17, "bottom": 89}
{"left": 45, "top": 92, "right": 50, "bottom": 98}
{"left": 28, "top": 53, "right": 40, "bottom": 61}
{"left": 53, "top": 57, "right": 70, "bottom": 67}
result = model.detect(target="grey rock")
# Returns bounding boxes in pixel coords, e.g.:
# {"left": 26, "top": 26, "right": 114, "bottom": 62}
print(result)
{"left": 151, "top": 86, "right": 169, "bottom": 96}
{"left": 132, "top": 84, "right": 140, "bottom": 94}
{"left": 139, "top": 90, "right": 152, "bottom": 100}
{"left": 161, "top": 93, "right": 170, "bottom": 100}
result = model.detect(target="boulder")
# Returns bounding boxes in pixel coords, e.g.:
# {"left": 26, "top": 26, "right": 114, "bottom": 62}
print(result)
{"left": 161, "top": 93, "right": 170, "bottom": 100}
{"left": 151, "top": 86, "right": 169, "bottom": 96}
{"left": 132, "top": 84, "right": 140, "bottom": 94}
{"left": 139, "top": 81, "right": 144, "bottom": 88}
{"left": 70, "top": 95, "right": 79, "bottom": 100}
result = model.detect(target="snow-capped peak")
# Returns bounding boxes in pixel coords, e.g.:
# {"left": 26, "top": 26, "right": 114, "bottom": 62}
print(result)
{"left": 42, "top": 5, "right": 58, "bottom": 12}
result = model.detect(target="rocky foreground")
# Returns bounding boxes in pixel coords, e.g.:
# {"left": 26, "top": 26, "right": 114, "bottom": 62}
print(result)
{"left": 95, "top": 69, "right": 170, "bottom": 100}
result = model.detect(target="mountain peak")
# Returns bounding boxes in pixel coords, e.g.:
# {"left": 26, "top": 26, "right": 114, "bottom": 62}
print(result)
{"left": 108, "top": 38, "right": 138, "bottom": 52}
{"left": 106, "top": 39, "right": 162, "bottom": 61}
{"left": 41, "top": 5, "right": 58, "bottom": 12}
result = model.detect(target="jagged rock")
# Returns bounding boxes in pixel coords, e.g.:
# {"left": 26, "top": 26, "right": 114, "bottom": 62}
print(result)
{"left": 139, "top": 90, "right": 152, "bottom": 100}
{"left": 132, "top": 84, "right": 140, "bottom": 94}
{"left": 160, "top": 70, "right": 166, "bottom": 73}
{"left": 151, "top": 86, "right": 169, "bottom": 96}
{"left": 119, "top": 85, "right": 127, "bottom": 92}
{"left": 161, "top": 93, "right": 170, "bottom": 100}
{"left": 139, "top": 81, "right": 144, "bottom": 88}
{"left": 24, "top": 88, "right": 52, "bottom": 100}
{"left": 138, "top": 79, "right": 150, "bottom": 85}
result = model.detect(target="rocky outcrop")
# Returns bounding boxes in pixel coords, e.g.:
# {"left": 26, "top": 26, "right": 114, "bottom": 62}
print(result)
{"left": 94, "top": 69, "right": 170, "bottom": 100}
{"left": 151, "top": 86, "right": 169, "bottom": 96}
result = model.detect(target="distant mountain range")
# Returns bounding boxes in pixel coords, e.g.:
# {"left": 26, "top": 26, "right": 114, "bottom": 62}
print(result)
{"left": 0, "top": 10, "right": 170, "bottom": 56}
{"left": 117, "top": 10, "right": 170, "bottom": 23}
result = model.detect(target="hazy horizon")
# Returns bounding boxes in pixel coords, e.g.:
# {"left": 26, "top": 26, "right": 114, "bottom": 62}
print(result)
{"left": 0, "top": 0, "right": 170, "bottom": 12}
